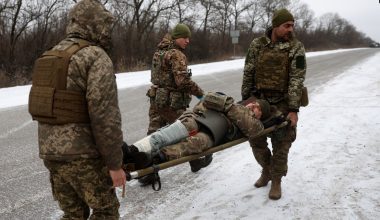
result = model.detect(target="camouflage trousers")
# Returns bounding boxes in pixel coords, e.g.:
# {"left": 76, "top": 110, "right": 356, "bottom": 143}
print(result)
{"left": 43, "top": 158, "right": 120, "bottom": 220}
{"left": 249, "top": 100, "right": 297, "bottom": 177}
{"left": 147, "top": 103, "right": 185, "bottom": 135}
{"left": 160, "top": 113, "right": 214, "bottom": 161}
{"left": 159, "top": 103, "right": 264, "bottom": 161}
{"left": 226, "top": 104, "right": 264, "bottom": 140}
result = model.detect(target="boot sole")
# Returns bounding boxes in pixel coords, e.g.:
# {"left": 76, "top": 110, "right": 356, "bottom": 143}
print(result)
{"left": 254, "top": 182, "right": 269, "bottom": 188}
{"left": 269, "top": 195, "right": 281, "bottom": 200}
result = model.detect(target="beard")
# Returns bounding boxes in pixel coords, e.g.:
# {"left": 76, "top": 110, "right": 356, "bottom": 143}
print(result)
{"left": 278, "top": 32, "right": 294, "bottom": 42}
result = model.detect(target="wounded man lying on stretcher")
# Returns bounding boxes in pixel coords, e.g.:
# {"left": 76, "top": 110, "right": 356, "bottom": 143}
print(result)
{"left": 122, "top": 92, "right": 285, "bottom": 173}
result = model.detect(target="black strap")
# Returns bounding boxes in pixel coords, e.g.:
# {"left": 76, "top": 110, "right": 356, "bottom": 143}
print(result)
{"left": 151, "top": 164, "right": 161, "bottom": 191}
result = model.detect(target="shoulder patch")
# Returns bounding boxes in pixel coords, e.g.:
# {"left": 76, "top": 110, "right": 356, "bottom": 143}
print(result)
{"left": 296, "top": 55, "right": 305, "bottom": 69}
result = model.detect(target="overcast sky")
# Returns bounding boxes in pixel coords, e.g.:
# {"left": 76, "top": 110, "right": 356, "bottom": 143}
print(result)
{"left": 303, "top": 0, "right": 380, "bottom": 42}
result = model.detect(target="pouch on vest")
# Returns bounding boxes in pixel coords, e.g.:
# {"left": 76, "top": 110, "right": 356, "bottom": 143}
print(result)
{"left": 29, "top": 86, "right": 55, "bottom": 118}
{"left": 28, "top": 39, "right": 91, "bottom": 124}
{"left": 155, "top": 87, "right": 170, "bottom": 107}
{"left": 151, "top": 50, "right": 175, "bottom": 88}
{"left": 203, "top": 92, "right": 227, "bottom": 112}
{"left": 300, "top": 86, "right": 309, "bottom": 107}
{"left": 169, "top": 91, "right": 191, "bottom": 109}
{"left": 203, "top": 92, "right": 234, "bottom": 112}
{"left": 146, "top": 85, "right": 157, "bottom": 98}
{"left": 151, "top": 50, "right": 165, "bottom": 85}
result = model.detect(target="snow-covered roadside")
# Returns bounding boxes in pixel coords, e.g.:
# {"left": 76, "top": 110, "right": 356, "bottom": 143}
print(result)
{"left": 0, "top": 48, "right": 365, "bottom": 110}
{"left": 119, "top": 50, "right": 380, "bottom": 219}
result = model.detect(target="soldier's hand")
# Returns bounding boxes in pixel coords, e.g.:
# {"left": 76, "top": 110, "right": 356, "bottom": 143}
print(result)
{"left": 287, "top": 112, "right": 298, "bottom": 127}
{"left": 109, "top": 168, "right": 126, "bottom": 188}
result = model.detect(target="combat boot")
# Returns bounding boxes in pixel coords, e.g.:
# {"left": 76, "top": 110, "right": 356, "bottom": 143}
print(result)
{"left": 254, "top": 166, "right": 271, "bottom": 188}
{"left": 122, "top": 142, "right": 151, "bottom": 170}
{"left": 189, "top": 154, "right": 213, "bottom": 173}
{"left": 138, "top": 152, "right": 167, "bottom": 186}
{"left": 269, "top": 176, "right": 282, "bottom": 200}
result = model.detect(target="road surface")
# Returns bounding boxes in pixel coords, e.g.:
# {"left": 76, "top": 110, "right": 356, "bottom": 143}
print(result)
{"left": 0, "top": 48, "right": 378, "bottom": 219}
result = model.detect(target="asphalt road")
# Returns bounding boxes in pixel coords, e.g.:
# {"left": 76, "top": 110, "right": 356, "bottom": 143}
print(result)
{"left": 0, "top": 48, "right": 378, "bottom": 219}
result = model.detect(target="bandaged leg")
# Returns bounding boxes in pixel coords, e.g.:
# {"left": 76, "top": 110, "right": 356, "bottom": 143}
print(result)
{"left": 150, "top": 120, "right": 189, "bottom": 153}
{"left": 131, "top": 120, "right": 189, "bottom": 160}
{"left": 132, "top": 135, "right": 153, "bottom": 153}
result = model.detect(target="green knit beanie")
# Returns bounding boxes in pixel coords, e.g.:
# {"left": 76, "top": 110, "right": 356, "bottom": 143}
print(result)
{"left": 256, "top": 99, "right": 271, "bottom": 120}
{"left": 171, "top": 23, "right": 191, "bottom": 39}
{"left": 272, "top": 8, "right": 294, "bottom": 27}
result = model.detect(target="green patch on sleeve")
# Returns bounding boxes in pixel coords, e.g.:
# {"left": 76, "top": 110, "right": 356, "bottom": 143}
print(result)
{"left": 296, "top": 55, "right": 305, "bottom": 69}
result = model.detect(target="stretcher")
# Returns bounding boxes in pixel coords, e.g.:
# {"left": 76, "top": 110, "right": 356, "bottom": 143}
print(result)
{"left": 125, "top": 121, "right": 288, "bottom": 191}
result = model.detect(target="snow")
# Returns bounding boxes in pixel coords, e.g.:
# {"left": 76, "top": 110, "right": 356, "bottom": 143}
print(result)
{"left": 1, "top": 47, "right": 379, "bottom": 219}
{"left": 0, "top": 48, "right": 364, "bottom": 109}
{"left": 117, "top": 48, "right": 380, "bottom": 219}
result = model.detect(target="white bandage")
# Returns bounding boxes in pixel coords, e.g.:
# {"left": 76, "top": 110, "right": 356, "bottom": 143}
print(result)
{"left": 132, "top": 135, "right": 152, "bottom": 153}
{"left": 150, "top": 120, "right": 189, "bottom": 151}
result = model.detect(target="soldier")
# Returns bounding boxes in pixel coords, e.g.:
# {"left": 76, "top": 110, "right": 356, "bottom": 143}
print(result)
{"left": 142, "top": 23, "right": 208, "bottom": 184}
{"left": 124, "top": 92, "right": 273, "bottom": 172}
{"left": 28, "top": 0, "right": 125, "bottom": 218}
{"left": 241, "top": 8, "right": 307, "bottom": 200}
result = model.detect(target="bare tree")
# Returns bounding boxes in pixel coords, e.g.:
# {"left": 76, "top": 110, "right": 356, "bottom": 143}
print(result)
{"left": 0, "top": 0, "right": 13, "bottom": 36}
{"left": 213, "top": 0, "right": 233, "bottom": 49}
{"left": 230, "top": 0, "right": 251, "bottom": 30}
{"left": 172, "top": 0, "right": 196, "bottom": 24}
{"left": 4, "top": 0, "right": 40, "bottom": 80}
{"left": 111, "top": 0, "right": 175, "bottom": 67}
{"left": 196, "top": 0, "right": 215, "bottom": 35}
{"left": 259, "top": 0, "right": 290, "bottom": 29}
{"left": 34, "top": 0, "right": 67, "bottom": 53}
{"left": 244, "top": 0, "right": 263, "bottom": 34}
{"left": 289, "top": 0, "right": 314, "bottom": 32}
{"left": 0, "top": 0, "right": 376, "bottom": 87}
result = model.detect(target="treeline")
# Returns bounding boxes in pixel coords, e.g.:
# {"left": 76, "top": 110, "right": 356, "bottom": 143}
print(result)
{"left": 0, "top": 0, "right": 376, "bottom": 87}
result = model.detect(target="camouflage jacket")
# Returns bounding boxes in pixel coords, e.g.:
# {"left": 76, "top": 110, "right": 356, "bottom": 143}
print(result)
{"left": 151, "top": 34, "right": 203, "bottom": 97}
{"left": 241, "top": 29, "right": 306, "bottom": 111}
{"left": 193, "top": 93, "right": 264, "bottom": 142}
{"left": 37, "top": 0, "right": 123, "bottom": 170}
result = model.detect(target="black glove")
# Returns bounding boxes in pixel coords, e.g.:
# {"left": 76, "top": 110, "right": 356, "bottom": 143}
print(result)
{"left": 262, "top": 115, "right": 286, "bottom": 129}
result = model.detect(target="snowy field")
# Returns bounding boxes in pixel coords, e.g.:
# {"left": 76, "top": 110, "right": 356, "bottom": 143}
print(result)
{"left": 0, "top": 48, "right": 379, "bottom": 219}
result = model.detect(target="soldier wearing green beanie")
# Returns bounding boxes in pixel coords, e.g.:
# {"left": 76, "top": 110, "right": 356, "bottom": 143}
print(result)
{"left": 142, "top": 23, "right": 206, "bottom": 185}
{"left": 241, "top": 8, "right": 307, "bottom": 200}
{"left": 171, "top": 23, "right": 191, "bottom": 39}
{"left": 272, "top": 8, "right": 294, "bottom": 28}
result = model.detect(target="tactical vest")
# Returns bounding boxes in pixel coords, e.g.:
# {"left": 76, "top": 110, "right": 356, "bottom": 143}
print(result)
{"left": 149, "top": 48, "right": 192, "bottom": 109}
{"left": 255, "top": 37, "right": 290, "bottom": 93}
{"left": 151, "top": 49, "right": 175, "bottom": 87}
{"left": 28, "top": 39, "right": 92, "bottom": 124}
{"left": 195, "top": 110, "right": 230, "bottom": 146}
